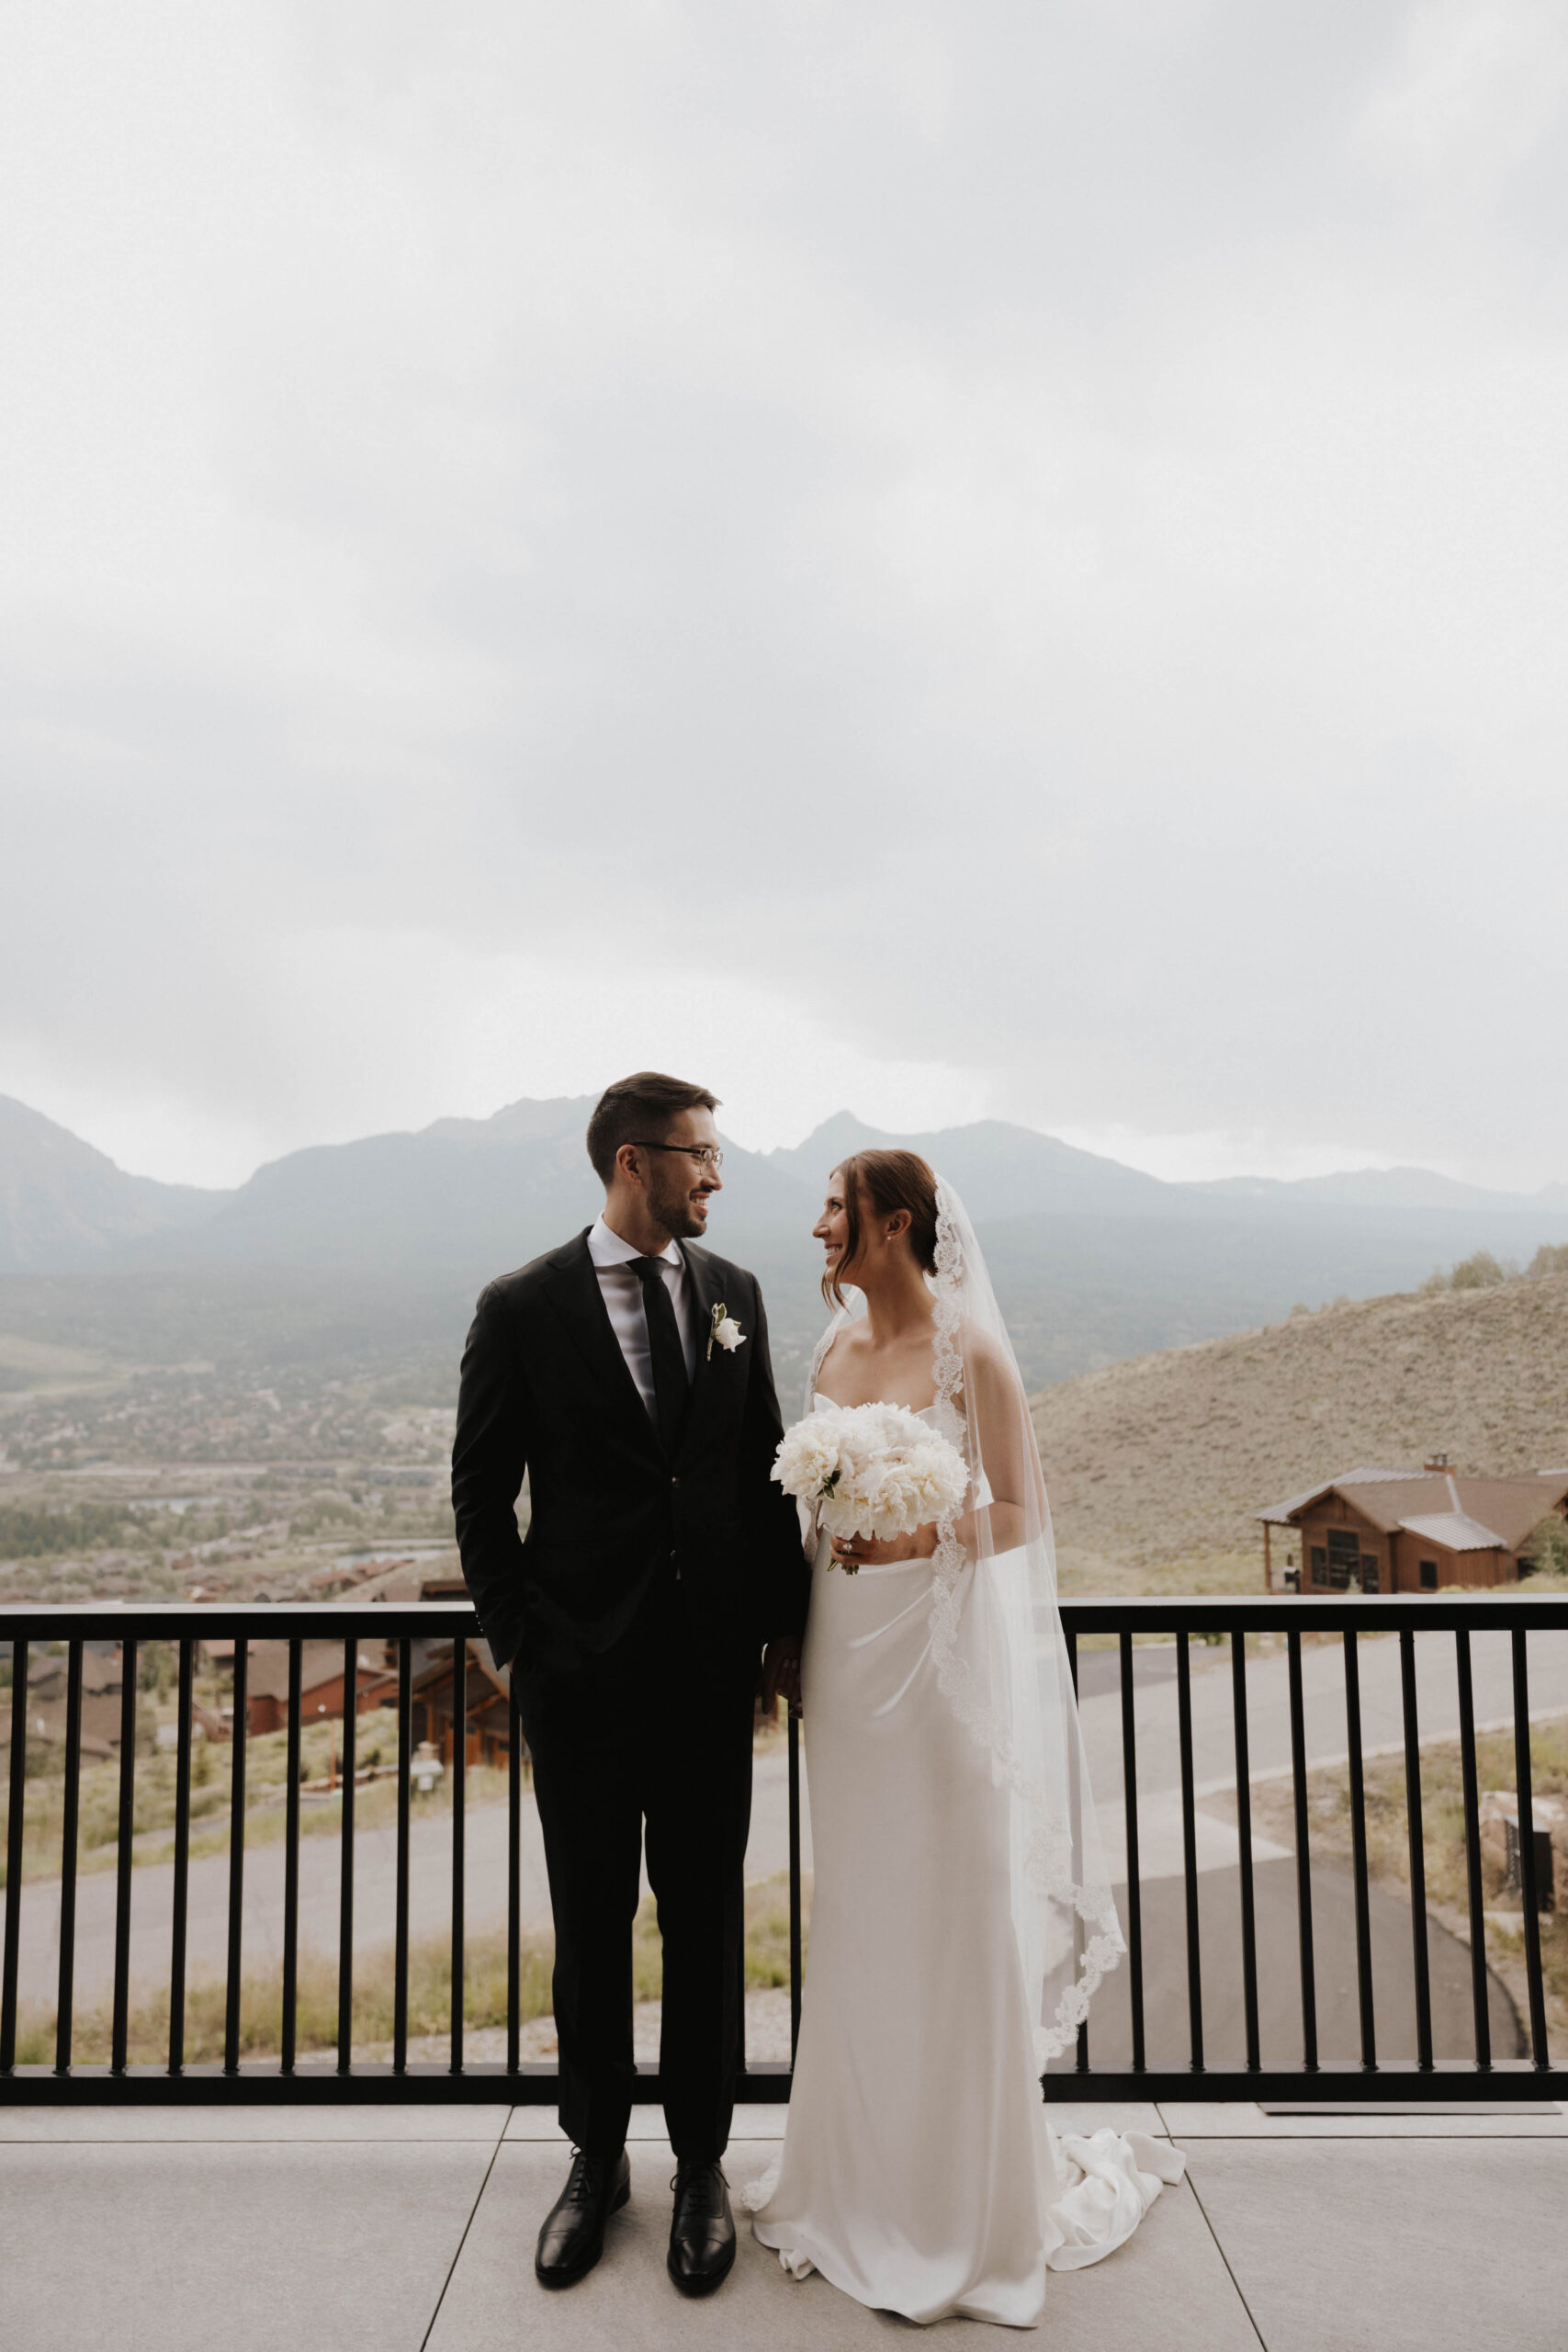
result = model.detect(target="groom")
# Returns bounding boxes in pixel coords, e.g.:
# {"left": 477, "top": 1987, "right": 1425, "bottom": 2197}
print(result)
{"left": 452, "top": 1071, "right": 808, "bottom": 2296}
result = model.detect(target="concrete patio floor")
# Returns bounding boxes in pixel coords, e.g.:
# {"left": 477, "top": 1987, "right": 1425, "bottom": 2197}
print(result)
{"left": 3, "top": 2098, "right": 1565, "bottom": 2351}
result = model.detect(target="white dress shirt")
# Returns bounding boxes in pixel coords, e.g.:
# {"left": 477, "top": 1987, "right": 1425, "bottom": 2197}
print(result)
{"left": 587, "top": 1214, "right": 698, "bottom": 1422}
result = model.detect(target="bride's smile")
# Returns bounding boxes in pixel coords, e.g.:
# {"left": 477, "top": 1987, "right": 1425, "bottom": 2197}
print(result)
{"left": 811, "top": 1183, "right": 849, "bottom": 1279}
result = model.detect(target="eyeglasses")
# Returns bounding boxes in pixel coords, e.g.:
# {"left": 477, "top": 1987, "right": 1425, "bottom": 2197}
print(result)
{"left": 629, "top": 1141, "right": 725, "bottom": 1173}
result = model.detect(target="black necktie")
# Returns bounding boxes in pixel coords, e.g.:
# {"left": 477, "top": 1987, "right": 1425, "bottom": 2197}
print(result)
{"left": 627, "top": 1255, "right": 690, "bottom": 1455}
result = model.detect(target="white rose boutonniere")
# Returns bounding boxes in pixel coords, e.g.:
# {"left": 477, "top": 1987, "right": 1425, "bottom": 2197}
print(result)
{"left": 708, "top": 1301, "right": 746, "bottom": 1359}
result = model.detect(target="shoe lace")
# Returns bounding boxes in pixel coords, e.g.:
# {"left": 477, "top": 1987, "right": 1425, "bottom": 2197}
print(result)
{"left": 671, "top": 2160, "right": 728, "bottom": 2210}
{"left": 565, "top": 2148, "right": 612, "bottom": 2203}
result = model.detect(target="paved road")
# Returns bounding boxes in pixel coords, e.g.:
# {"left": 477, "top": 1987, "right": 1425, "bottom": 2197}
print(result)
{"left": 1051, "top": 1859, "right": 1524, "bottom": 2073}
{"left": 1077, "top": 1626, "right": 1568, "bottom": 1878}
{"left": 6, "top": 1743, "right": 812, "bottom": 2011}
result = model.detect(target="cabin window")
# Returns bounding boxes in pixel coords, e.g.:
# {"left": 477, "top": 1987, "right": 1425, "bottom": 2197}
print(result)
{"left": 1326, "top": 1528, "right": 1361, "bottom": 1590}
{"left": 1311, "top": 1546, "right": 1327, "bottom": 1585}
{"left": 1419, "top": 1559, "right": 1438, "bottom": 1591}
{"left": 1360, "top": 1556, "right": 1380, "bottom": 1593}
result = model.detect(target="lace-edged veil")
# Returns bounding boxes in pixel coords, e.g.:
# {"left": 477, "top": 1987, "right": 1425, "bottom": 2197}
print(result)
{"left": 807, "top": 1176, "right": 1123, "bottom": 2061}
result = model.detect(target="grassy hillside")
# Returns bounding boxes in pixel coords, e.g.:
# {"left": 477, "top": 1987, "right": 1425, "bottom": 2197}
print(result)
{"left": 1032, "top": 1270, "right": 1568, "bottom": 1587}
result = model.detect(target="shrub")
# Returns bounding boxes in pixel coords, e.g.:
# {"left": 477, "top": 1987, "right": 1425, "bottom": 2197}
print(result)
{"left": 1523, "top": 1515, "right": 1568, "bottom": 1580}
{"left": 1450, "top": 1250, "right": 1507, "bottom": 1290}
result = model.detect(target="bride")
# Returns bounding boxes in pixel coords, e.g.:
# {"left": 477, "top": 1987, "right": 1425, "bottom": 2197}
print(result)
{"left": 746, "top": 1149, "right": 1183, "bottom": 2328}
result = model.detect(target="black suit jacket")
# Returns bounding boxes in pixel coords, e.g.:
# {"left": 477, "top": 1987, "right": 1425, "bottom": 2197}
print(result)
{"left": 451, "top": 1229, "right": 809, "bottom": 1674}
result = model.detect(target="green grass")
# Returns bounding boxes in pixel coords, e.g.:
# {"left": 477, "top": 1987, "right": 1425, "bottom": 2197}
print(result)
{"left": 6, "top": 1871, "right": 814, "bottom": 2068}
{"left": 1055, "top": 1549, "right": 1264, "bottom": 1601}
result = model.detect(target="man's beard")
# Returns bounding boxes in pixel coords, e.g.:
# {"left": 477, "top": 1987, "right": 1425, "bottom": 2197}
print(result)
{"left": 649, "top": 1168, "right": 707, "bottom": 1239}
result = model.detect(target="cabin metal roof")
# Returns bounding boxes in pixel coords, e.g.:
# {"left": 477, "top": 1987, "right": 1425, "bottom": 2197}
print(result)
{"left": 1397, "top": 1511, "right": 1510, "bottom": 1554}
{"left": 1258, "top": 1466, "right": 1568, "bottom": 1553}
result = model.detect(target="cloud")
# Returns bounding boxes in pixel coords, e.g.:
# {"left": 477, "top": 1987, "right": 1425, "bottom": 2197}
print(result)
{"left": 4, "top": 0, "right": 1568, "bottom": 1188}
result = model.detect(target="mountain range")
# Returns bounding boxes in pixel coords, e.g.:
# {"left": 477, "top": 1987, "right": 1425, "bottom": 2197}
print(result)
{"left": 5, "top": 1091, "right": 1568, "bottom": 1391}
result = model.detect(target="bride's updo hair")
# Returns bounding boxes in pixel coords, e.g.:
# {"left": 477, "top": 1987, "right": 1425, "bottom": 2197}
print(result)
{"left": 825, "top": 1149, "right": 940, "bottom": 1309}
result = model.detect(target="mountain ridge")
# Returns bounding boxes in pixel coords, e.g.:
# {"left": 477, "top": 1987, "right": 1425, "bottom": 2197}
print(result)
{"left": 6, "top": 1092, "right": 1568, "bottom": 1393}
{"left": 0, "top": 1095, "right": 222, "bottom": 1272}
{"left": 9, "top": 1086, "right": 1568, "bottom": 1279}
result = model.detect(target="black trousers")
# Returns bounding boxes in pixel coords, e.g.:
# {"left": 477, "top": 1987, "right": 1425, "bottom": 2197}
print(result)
{"left": 516, "top": 1583, "right": 757, "bottom": 2163}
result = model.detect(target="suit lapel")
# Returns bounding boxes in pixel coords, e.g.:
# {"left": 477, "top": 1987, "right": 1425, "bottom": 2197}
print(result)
{"left": 541, "top": 1232, "right": 664, "bottom": 1459}
{"left": 678, "top": 1243, "right": 724, "bottom": 1453}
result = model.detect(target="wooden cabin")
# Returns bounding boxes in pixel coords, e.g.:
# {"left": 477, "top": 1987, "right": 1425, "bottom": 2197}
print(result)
{"left": 411, "top": 1639, "right": 519, "bottom": 1770}
{"left": 1258, "top": 1457, "right": 1568, "bottom": 1594}
{"left": 244, "top": 1639, "right": 399, "bottom": 1735}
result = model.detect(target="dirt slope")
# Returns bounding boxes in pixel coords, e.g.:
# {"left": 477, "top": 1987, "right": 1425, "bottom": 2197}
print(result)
{"left": 1031, "top": 1272, "right": 1568, "bottom": 1572}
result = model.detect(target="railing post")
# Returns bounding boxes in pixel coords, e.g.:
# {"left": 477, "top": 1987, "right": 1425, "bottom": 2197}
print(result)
{"left": 1399, "top": 1629, "right": 1433, "bottom": 2072}
{"left": 1065, "top": 1626, "right": 1089, "bottom": 2074}
{"left": 1343, "top": 1629, "right": 1377, "bottom": 2071}
{"left": 1454, "top": 1629, "right": 1491, "bottom": 2070}
{"left": 281, "top": 1640, "right": 301, "bottom": 2075}
{"left": 1176, "top": 1630, "right": 1203, "bottom": 2073}
{"left": 1231, "top": 1629, "right": 1260, "bottom": 2073}
{"left": 1286, "top": 1630, "right": 1318, "bottom": 2072}
{"left": 337, "top": 1640, "right": 357, "bottom": 2073}
{"left": 168, "top": 1638, "right": 193, "bottom": 2075}
{"left": 1117, "top": 1629, "right": 1145, "bottom": 2073}
{"left": 1512, "top": 1629, "right": 1551, "bottom": 2068}
{"left": 223, "top": 1637, "right": 248, "bottom": 2075}
{"left": 111, "top": 1640, "right": 139, "bottom": 2075}
{"left": 395, "top": 1638, "right": 412, "bottom": 2076}
{"left": 55, "top": 1643, "right": 83, "bottom": 2075}
{"left": 1, "top": 1635, "right": 28, "bottom": 2075}
{"left": 451, "top": 1635, "right": 466, "bottom": 2074}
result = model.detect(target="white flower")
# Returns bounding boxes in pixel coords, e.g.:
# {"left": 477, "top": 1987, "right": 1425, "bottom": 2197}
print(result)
{"left": 772, "top": 1402, "right": 969, "bottom": 1560}
{"left": 773, "top": 1414, "right": 841, "bottom": 1497}
{"left": 707, "top": 1301, "right": 747, "bottom": 1358}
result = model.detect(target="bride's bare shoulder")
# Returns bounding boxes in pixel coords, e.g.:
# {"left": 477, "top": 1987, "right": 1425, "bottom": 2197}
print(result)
{"left": 950, "top": 1319, "right": 1026, "bottom": 1415}
{"left": 814, "top": 1324, "right": 864, "bottom": 1385}
{"left": 954, "top": 1317, "right": 1011, "bottom": 1374}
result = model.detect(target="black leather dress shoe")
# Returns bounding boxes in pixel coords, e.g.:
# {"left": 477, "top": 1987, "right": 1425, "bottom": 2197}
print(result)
{"left": 667, "top": 2160, "right": 736, "bottom": 2297}
{"left": 535, "top": 2147, "right": 630, "bottom": 2288}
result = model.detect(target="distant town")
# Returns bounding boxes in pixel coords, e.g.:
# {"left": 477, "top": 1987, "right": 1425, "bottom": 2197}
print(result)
{"left": 0, "top": 1363, "right": 462, "bottom": 1609}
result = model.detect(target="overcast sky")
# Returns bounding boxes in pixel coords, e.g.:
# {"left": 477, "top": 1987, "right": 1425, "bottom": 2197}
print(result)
{"left": 6, "top": 1, "right": 1568, "bottom": 1193}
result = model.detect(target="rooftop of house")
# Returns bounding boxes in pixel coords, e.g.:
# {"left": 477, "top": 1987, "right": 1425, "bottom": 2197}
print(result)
{"left": 28, "top": 1649, "right": 119, "bottom": 1693}
{"left": 244, "top": 1638, "right": 394, "bottom": 1702}
{"left": 1258, "top": 1464, "right": 1568, "bottom": 1550}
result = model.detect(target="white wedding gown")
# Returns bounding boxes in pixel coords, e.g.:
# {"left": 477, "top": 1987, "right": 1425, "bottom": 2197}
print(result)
{"left": 747, "top": 1397, "right": 1183, "bottom": 2329}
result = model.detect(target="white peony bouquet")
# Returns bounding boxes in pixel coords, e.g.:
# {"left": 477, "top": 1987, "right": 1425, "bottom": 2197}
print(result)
{"left": 772, "top": 1403, "right": 970, "bottom": 1570}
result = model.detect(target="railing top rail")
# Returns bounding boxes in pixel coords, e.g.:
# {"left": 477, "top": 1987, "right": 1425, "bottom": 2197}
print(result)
{"left": 4, "top": 1593, "right": 1568, "bottom": 1642}
{"left": 1061, "top": 1593, "right": 1568, "bottom": 1631}
{"left": 0, "top": 1602, "right": 482, "bottom": 1641}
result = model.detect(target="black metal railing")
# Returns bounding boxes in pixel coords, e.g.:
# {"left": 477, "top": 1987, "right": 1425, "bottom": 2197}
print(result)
{"left": 1058, "top": 1594, "right": 1568, "bottom": 2101}
{"left": 2, "top": 1595, "right": 1566, "bottom": 2106}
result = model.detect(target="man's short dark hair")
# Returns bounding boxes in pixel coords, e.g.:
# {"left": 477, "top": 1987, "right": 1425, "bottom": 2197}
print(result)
{"left": 586, "top": 1071, "right": 720, "bottom": 1185}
